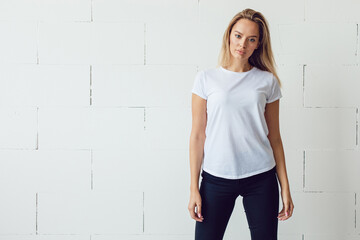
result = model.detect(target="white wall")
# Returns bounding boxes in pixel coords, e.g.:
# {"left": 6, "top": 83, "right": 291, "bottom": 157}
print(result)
{"left": 0, "top": 0, "right": 359, "bottom": 239}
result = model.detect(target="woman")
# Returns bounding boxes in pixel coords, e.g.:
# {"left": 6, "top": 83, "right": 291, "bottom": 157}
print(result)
{"left": 188, "top": 8, "right": 294, "bottom": 240}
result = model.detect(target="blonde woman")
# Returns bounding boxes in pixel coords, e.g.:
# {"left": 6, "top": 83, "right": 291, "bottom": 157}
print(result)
{"left": 188, "top": 8, "right": 294, "bottom": 240}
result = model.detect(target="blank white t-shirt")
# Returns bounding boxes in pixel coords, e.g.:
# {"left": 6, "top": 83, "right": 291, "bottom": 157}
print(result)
{"left": 191, "top": 66, "right": 282, "bottom": 179}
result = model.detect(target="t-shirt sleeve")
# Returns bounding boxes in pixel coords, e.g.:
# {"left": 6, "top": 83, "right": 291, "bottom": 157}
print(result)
{"left": 266, "top": 74, "right": 282, "bottom": 103}
{"left": 191, "top": 70, "right": 207, "bottom": 100}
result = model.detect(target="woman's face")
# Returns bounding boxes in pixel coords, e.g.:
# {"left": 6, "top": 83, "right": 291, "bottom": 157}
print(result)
{"left": 229, "top": 19, "right": 260, "bottom": 61}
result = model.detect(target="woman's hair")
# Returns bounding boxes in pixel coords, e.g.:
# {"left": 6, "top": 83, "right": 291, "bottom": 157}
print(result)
{"left": 217, "top": 8, "right": 282, "bottom": 88}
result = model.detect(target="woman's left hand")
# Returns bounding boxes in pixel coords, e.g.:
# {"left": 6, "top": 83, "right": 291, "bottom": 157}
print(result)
{"left": 278, "top": 188, "right": 294, "bottom": 221}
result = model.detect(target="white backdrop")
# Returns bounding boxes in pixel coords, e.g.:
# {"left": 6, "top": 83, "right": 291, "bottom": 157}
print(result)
{"left": 0, "top": 0, "right": 359, "bottom": 239}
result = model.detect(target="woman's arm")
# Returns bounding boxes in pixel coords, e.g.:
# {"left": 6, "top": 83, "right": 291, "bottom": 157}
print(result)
{"left": 188, "top": 93, "right": 207, "bottom": 222}
{"left": 265, "top": 99, "right": 294, "bottom": 221}
{"left": 189, "top": 135, "right": 206, "bottom": 191}
{"left": 269, "top": 135, "right": 289, "bottom": 191}
{"left": 189, "top": 93, "right": 207, "bottom": 191}
{"left": 264, "top": 99, "right": 289, "bottom": 190}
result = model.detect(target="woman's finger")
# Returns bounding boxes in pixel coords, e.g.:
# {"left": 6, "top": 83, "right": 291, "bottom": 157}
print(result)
{"left": 197, "top": 203, "right": 202, "bottom": 218}
{"left": 188, "top": 205, "right": 204, "bottom": 222}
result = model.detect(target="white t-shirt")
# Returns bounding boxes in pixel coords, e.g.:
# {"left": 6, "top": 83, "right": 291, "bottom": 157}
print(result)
{"left": 191, "top": 65, "right": 282, "bottom": 179}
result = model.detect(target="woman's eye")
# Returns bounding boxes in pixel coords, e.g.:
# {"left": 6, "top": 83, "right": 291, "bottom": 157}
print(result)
{"left": 235, "top": 35, "right": 255, "bottom": 42}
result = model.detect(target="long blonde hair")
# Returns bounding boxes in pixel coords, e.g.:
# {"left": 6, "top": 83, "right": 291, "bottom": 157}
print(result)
{"left": 217, "top": 8, "right": 282, "bottom": 88}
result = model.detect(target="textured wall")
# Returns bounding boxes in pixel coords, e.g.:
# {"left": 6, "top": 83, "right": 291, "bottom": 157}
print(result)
{"left": 0, "top": 0, "right": 359, "bottom": 239}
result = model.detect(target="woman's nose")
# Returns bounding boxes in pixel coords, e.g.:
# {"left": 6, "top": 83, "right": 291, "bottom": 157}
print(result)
{"left": 239, "top": 39, "right": 247, "bottom": 48}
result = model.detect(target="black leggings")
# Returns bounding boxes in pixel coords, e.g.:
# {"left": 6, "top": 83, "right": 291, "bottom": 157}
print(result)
{"left": 195, "top": 166, "right": 279, "bottom": 240}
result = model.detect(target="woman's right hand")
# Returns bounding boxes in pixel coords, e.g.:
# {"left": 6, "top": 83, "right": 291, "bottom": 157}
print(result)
{"left": 188, "top": 189, "right": 204, "bottom": 222}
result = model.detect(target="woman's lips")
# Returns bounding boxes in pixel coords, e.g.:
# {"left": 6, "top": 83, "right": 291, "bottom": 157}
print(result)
{"left": 236, "top": 50, "right": 245, "bottom": 54}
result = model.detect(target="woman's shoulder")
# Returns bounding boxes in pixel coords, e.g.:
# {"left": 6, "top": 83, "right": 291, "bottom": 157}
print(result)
{"left": 252, "top": 66, "right": 272, "bottom": 77}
